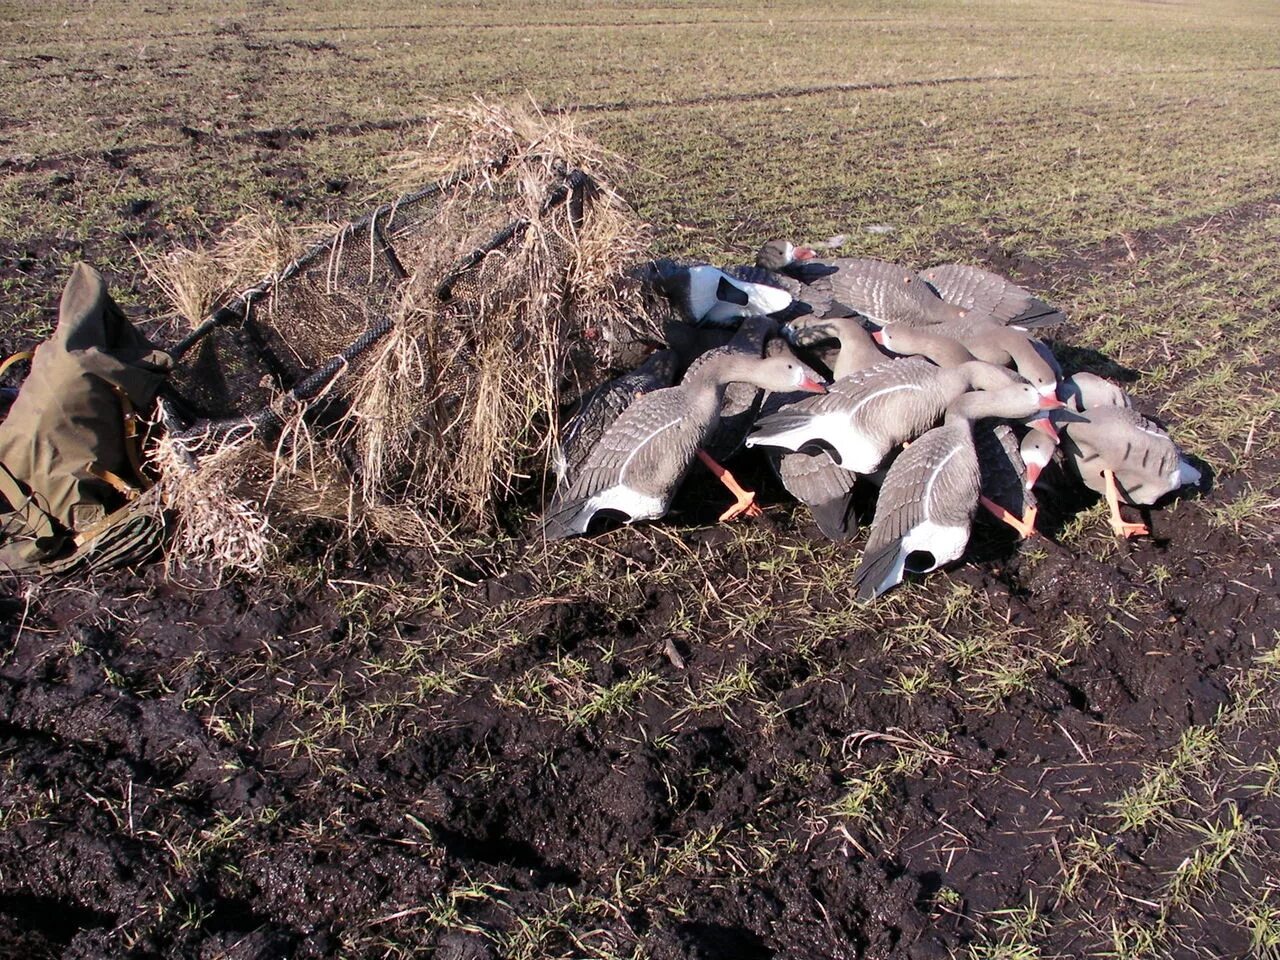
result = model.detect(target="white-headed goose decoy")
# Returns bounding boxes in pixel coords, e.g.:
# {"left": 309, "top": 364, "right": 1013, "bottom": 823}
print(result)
{"left": 749, "top": 240, "right": 861, "bottom": 321}
{"left": 541, "top": 353, "right": 827, "bottom": 540}
{"left": 745, "top": 359, "right": 1018, "bottom": 475}
{"left": 974, "top": 420, "right": 1059, "bottom": 539}
{"left": 1056, "top": 406, "right": 1200, "bottom": 538}
{"left": 636, "top": 258, "right": 794, "bottom": 328}
{"left": 852, "top": 384, "right": 1064, "bottom": 600}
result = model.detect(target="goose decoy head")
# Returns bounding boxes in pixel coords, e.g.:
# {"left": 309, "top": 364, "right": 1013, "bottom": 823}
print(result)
{"left": 1021, "top": 424, "right": 1058, "bottom": 489}
{"left": 756, "top": 240, "right": 817, "bottom": 271}
{"left": 750, "top": 355, "right": 828, "bottom": 394}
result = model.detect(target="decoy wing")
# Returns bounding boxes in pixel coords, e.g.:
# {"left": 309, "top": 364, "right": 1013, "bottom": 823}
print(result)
{"left": 725, "top": 263, "right": 803, "bottom": 299}
{"left": 919, "top": 263, "right": 1065, "bottom": 329}
{"left": 556, "top": 350, "right": 679, "bottom": 486}
{"left": 827, "top": 259, "right": 950, "bottom": 326}
{"left": 852, "top": 422, "right": 980, "bottom": 601}
{"left": 975, "top": 420, "right": 1032, "bottom": 520}
{"left": 543, "top": 388, "right": 709, "bottom": 539}
{"left": 777, "top": 449, "right": 859, "bottom": 539}
{"left": 748, "top": 358, "right": 943, "bottom": 471}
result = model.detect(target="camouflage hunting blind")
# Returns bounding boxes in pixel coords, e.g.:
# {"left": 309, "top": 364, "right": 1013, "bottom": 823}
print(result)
{"left": 163, "top": 153, "right": 638, "bottom": 536}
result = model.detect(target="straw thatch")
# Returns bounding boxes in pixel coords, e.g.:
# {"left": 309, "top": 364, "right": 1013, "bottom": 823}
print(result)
{"left": 154, "top": 97, "right": 656, "bottom": 572}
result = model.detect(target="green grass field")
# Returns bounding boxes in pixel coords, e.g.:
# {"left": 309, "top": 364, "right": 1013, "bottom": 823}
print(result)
{"left": 2, "top": 2, "right": 1279, "bottom": 958}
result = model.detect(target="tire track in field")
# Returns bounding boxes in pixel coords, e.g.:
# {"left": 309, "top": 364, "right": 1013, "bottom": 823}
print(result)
{"left": 3, "top": 64, "right": 1279, "bottom": 176}
{"left": 4, "top": 14, "right": 1134, "bottom": 45}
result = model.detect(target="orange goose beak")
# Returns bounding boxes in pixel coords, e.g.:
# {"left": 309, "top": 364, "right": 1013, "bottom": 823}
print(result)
{"left": 871, "top": 329, "right": 886, "bottom": 345}
{"left": 1037, "top": 393, "right": 1065, "bottom": 410}
{"left": 1029, "top": 416, "right": 1060, "bottom": 442}
{"left": 793, "top": 246, "right": 817, "bottom": 261}
{"left": 1025, "top": 462, "right": 1043, "bottom": 490}
{"left": 798, "top": 377, "right": 828, "bottom": 394}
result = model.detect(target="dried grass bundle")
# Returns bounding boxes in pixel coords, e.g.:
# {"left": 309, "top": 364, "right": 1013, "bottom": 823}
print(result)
{"left": 340, "top": 98, "right": 656, "bottom": 528}
{"left": 154, "top": 96, "right": 657, "bottom": 570}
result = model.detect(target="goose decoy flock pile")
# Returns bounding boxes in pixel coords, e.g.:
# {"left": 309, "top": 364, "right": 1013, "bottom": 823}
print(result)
{"left": 543, "top": 240, "right": 1202, "bottom": 601}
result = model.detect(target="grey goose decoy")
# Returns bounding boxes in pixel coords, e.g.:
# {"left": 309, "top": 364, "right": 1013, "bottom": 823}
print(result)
{"left": 745, "top": 359, "right": 1018, "bottom": 475}
{"left": 1059, "top": 371, "right": 1132, "bottom": 412}
{"left": 755, "top": 239, "right": 818, "bottom": 276}
{"left": 636, "top": 258, "right": 794, "bottom": 328}
{"left": 871, "top": 309, "right": 1060, "bottom": 394}
{"left": 852, "top": 384, "right": 1064, "bottom": 601}
{"left": 1056, "top": 406, "right": 1200, "bottom": 538}
{"left": 680, "top": 315, "right": 782, "bottom": 520}
{"left": 555, "top": 348, "right": 680, "bottom": 488}
{"left": 541, "top": 352, "right": 826, "bottom": 539}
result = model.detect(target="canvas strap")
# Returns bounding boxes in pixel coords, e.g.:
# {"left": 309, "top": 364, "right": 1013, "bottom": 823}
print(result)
{"left": 112, "top": 385, "right": 151, "bottom": 491}
{"left": 0, "top": 460, "right": 60, "bottom": 543}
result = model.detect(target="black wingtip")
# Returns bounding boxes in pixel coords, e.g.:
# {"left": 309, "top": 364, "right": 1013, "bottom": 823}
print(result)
{"left": 539, "top": 497, "right": 587, "bottom": 541}
{"left": 809, "top": 495, "right": 859, "bottom": 541}
{"left": 1010, "top": 299, "right": 1067, "bottom": 330}
{"left": 716, "top": 275, "right": 751, "bottom": 307}
{"left": 851, "top": 537, "right": 904, "bottom": 602}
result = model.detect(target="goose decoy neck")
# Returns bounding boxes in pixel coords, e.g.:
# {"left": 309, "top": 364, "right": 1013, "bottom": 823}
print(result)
{"left": 687, "top": 351, "right": 826, "bottom": 394}
{"left": 873, "top": 324, "right": 975, "bottom": 367}
{"left": 832, "top": 322, "right": 885, "bottom": 379}
{"left": 945, "top": 383, "right": 1061, "bottom": 425}
{"left": 786, "top": 316, "right": 880, "bottom": 375}
{"left": 954, "top": 360, "right": 1020, "bottom": 393}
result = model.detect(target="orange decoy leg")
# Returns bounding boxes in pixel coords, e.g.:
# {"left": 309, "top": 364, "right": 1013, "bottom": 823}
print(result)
{"left": 1103, "top": 469, "right": 1149, "bottom": 538}
{"left": 979, "top": 495, "right": 1036, "bottom": 539}
{"left": 1020, "top": 504, "right": 1039, "bottom": 539}
{"left": 697, "top": 450, "right": 764, "bottom": 521}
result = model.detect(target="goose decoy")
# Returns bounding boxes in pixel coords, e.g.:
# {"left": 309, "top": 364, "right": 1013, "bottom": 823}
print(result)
{"left": 879, "top": 318, "right": 1060, "bottom": 395}
{"left": 746, "top": 240, "right": 851, "bottom": 320}
{"left": 852, "top": 384, "right": 1064, "bottom": 601}
{"left": 975, "top": 420, "right": 1058, "bottom": 539}
{"left": 755, "top": 239, "right": 818, "bottom": 277}
{"left": 541, "top": 352, "right": 827, "bottom": 540}
{"left": 761, "top": 316, "right": 889, "bottom": 539}
{"left": 871, "top": 324, "right": 976, "bottom": 368}
{"left": 745, "top": 359, "right": 1018, "bottom": 475}
{"left": 635, "top": 258, "right": 793, "bottom": 328}
{"left": 555, "top": 348, "right": 680, "bottom": 488}
{"left": 1056, "top": 406, "right": 1200, "bottom": 538}
{"left": 1058, "top": 371, "right": 1132, "bottom": 412}
{"left": 826, "top": 259, "right": 1064, "bottom": 341}
{"left": 680, "top": 315, "right": 780, "bottom": 520}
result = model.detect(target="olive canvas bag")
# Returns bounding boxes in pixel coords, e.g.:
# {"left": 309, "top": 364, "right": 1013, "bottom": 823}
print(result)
{"left": 0, "top": 263, "right": 171, "bottom": 572}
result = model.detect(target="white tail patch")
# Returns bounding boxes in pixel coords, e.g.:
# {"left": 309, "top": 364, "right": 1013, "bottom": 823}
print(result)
{"left": 1175, "top": 458, "right": 1201, "bottom": 488}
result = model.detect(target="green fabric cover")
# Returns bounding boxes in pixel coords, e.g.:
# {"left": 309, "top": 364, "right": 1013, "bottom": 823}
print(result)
{"left": 0, "top": 262, "right": 171, "bottom": 570}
